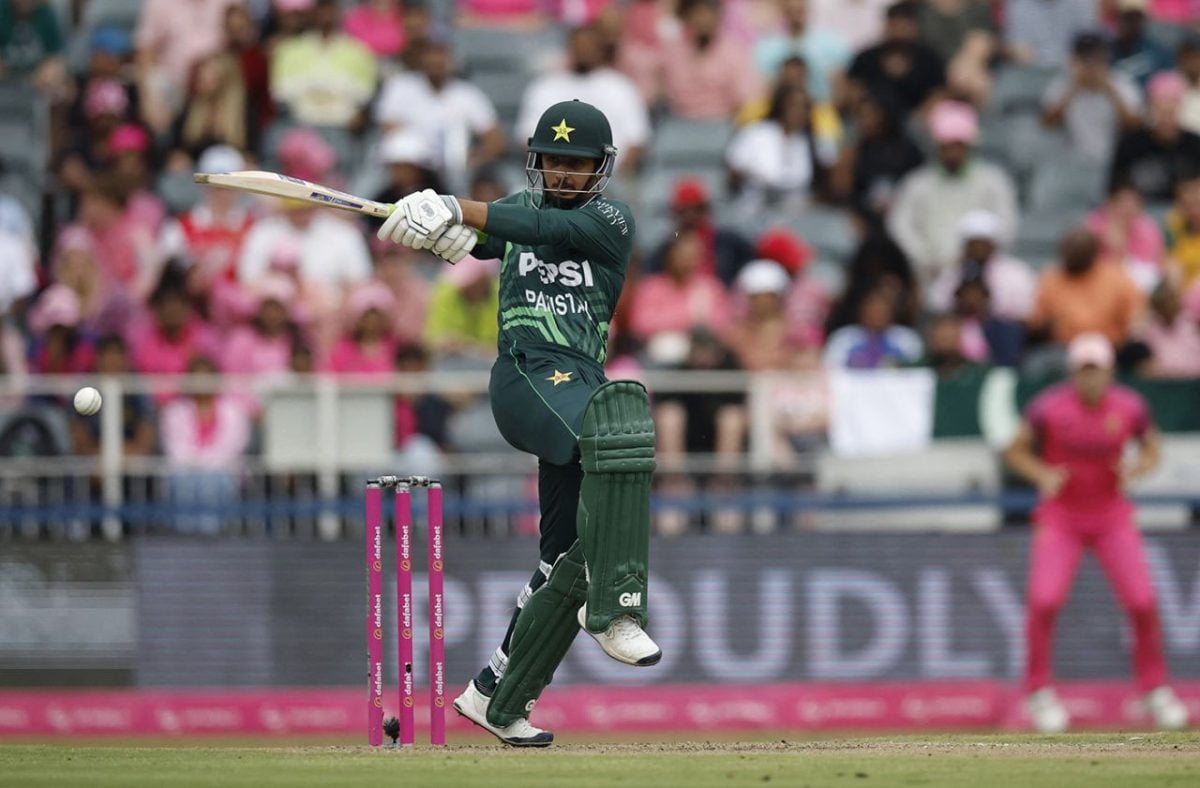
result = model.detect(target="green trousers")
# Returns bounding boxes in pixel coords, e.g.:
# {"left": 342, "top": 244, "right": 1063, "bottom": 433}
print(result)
{"left": 490, "top": 342, "right": 607, "bottom": 562}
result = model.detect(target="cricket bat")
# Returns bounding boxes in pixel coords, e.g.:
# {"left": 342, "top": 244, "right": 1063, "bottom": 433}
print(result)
{"left": 193, "top": 170, "right": 392, "bottom": 219}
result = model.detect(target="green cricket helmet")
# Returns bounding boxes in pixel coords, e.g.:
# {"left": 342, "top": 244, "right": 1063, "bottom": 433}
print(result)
{"left": 525, "top": 99, "right": 617, "bottom": 204}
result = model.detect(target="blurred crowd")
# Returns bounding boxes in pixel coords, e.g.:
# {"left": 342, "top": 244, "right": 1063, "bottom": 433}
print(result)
{"left": 3, "top": 0, "right": 1200, "bottom": 483}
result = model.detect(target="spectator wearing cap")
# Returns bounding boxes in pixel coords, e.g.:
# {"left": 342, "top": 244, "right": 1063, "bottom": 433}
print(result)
{"left": 726, "top": 84, "right": 835, "bottom": 213}
{"left": 323, "top": 281, "right": 399, "bottom": 375}
{"left": 1111, "top": 71, "right": 1200, "bottom": 201}
{"left": 645, "top": 179, "right": 755, "bottom": 286}
{"left": 135, "top": 0, "right": 243, "bottom": 133}
{"left": 424, "top": 256, "right": 500, "bottom": 358}
{"left": 1042, "top": 32, "right": 1142, "bottom": 164}
{"left": 171, "top": 48, "right": 249, "bottom": 157}
{"left": 0, "top": 0, "right": 66, "bottom": 94}
{"left": 756, "top": 227, "right": 828, "bottom": 349}
{"left": 830, "top": 85, "right": 924, "bottom": 223}
{"left": 887, "top": 100, "right": 1018, "bottom": 284}
{"left": 106, "top": 123, "right": 167, "bottom": 238}
{"left": 373, "top": 240, "right": 431, "bottom": 347}
{"left": 68, "top": 25, "right": 138, "bottom": 133}
{"left": 237, "top": 131, "right": 371, "bottom": 296}
{"left": 928, "top": 210, "right": 1037, "bottom": 321}
{"left": 847, "top": 1, "right": 945, "bottom": 117}
{"left": 1030, "top": 227, "right": 1145, "bottom": 346}
{"left": 270, "top": 0, "right": 377, "bottom": 129}
{"left": 373, "top": 129, "right": 445, "bottom": 205}
{"left": 726, "top": 260, "right": 817, "bottom": 370}
{"left": 1111, "top": 0, "right": 1173, "bottom": 89}
{"left": 754, "top": 0, "right": 852, "bottom": 105}
{"left": 1005, "top": 0, "right": 1097, "bottom": 69}
{"left": 627, "top": 230, "right": 732, "bottom": 343}
{"left": 159, "top": 146, "right": 256, "bottom": 303}
{"left": 26, "top": 285, "right": 96, "bottom": 375}
{"left": 1137, "top": 280, "right": 1200, "bottom": 377}
{"left": 516, "top": 24, "right": 649, "bottom": 174}
{"left": 1086, "top": 179, "right": 1165, "bottom": 292}
{"left": 160, "top": 354, "right": 252, "bottom": 534}
{"left": 373, "top": 38, "right": 504, "bottom": 192}
{"left": 343, "top": 0, "right": 407, "bottom": 58}
{"left": 60, "top": 77, "right": 134, "bottom": 194}
{"left": 655, "top": 0, "right": 763, "bottom": 120}
{"left": 823, "top": 283, "right": 923, "bottom": 368}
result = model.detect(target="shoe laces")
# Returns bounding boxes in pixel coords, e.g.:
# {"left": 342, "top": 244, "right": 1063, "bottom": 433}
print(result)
{"left": 610, "top": 616, "right": 643, "bottom": 640}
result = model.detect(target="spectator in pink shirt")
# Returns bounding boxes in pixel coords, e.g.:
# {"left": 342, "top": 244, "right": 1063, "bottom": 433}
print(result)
{"left": 343, "top": 0, "right": 406, "bottom": 57}
{"left": 659, "top": 0, "right": 763, "bottom": 120}
{"left": 1139, "top": 280, "right": 1200, "bottom": 377}
{"left": 130, "top": 268, "right": 218, "bottom": 376}
{"left": 627, "top": 230, "right": 732, "bottom": 343}
{"left": 26, "top": 285, "right": 96, "bottom": 375}
{"left": 1086, "top": 180, "right": 1166, "bottom": 293}
{"left": 221, "top": 275, "right": 302, "bottom": 377}
{"left": 161, "top": 354, "right": 253, "bottom": 534}
{"left": 324, "top": 281, "right": 398, "bottom": 375}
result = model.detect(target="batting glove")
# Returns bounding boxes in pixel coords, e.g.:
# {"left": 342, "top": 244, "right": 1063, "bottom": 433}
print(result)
{"left": 431, "top": 223, "right": 478, "bottom": 264}
{"left": 377, "top": 190, "right": 462, "bottom": 250}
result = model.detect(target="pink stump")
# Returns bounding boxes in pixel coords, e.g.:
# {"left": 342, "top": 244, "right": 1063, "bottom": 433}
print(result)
{"left": 395, "top": 486, "right": 415, "bottom": 746}
{"left": 365, "top": 483, "right": 384, "bottom": 746}
{"left": 427, "top": 483, "right": 446, "bottom": 746}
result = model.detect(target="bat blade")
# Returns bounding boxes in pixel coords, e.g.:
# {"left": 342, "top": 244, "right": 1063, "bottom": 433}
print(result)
{"left": 193, "top": 170, "right": 392, "bottom": 219}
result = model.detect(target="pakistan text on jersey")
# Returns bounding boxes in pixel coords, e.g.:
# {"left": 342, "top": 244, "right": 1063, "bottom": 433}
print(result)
{"left": 525, "top": 290, "right": 592, "bottom": 316}
{"left": 517, "top": 252, "right": 596, "bottom": 287}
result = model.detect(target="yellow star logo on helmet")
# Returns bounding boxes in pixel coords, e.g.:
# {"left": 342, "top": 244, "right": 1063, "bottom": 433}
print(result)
{"left": 551, "top": 119, "right": 575, "bottom": 142}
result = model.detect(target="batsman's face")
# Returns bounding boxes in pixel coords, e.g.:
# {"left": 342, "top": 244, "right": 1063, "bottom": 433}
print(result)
{"left": 540, "top": 153, "right": 599, "bottom": 201}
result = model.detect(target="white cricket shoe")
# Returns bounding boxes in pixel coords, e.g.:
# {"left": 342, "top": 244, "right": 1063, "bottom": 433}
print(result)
{"left": 452, "top": 681, "right": 554, "bottom": 747}
{"left": 577, "top": 604, "right": 662, "bottom": 666}
{"left": 1145, "top": 686, "right": 1189, "bottom": 730}
{"left": 1027, "top": 687, "right": 1070, "bottom": 733}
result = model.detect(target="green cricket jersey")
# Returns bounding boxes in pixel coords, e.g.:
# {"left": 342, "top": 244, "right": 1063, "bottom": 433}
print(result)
{"left": 473, "top": 190, "right": 635, "bottom": 364}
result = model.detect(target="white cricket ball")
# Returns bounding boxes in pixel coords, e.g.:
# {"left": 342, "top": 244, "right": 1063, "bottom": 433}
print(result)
{"left": 74, "top": 386, "right": 102, "bottom": 416}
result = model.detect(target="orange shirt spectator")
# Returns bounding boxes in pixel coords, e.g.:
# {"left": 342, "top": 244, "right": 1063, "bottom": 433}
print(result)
{"left": 1030, "top": 228, "right": 1145, "bottom": 345}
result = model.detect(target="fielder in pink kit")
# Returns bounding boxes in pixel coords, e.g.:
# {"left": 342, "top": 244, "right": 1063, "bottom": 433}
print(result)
{"left": 1004, "top": 332, "right": 1188, "bottom": 732}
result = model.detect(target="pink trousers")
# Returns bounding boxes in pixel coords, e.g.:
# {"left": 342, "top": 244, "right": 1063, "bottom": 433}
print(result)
{"left": 1025, "top": 509, "right": 1168, "bottom": 693}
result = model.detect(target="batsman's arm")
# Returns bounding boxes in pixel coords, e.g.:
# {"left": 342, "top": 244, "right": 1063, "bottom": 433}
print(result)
{"left": 457, "top": 199, "right": 632, "bottom": 265}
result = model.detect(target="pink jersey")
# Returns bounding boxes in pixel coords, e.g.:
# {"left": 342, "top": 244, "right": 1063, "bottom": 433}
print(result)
{"left": 1026, "top": 383, "right": 1150, "bottom": 515}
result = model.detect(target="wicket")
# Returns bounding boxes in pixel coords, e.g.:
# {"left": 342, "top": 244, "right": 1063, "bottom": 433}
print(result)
{"left": 365, "top": 476, "right": 446, "bottom": 747}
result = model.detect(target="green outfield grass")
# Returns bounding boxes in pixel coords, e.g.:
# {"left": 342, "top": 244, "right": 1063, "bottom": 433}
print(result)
{"left": 1, "top": 733, "right": 1197, "bottom": 787}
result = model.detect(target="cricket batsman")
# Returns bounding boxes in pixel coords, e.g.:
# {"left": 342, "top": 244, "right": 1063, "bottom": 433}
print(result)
{"left": 1004, "top": 332, "right": 1188, "bottom": 733}
{"left": 377, "top": 99, "right": 660, "bottom": 746}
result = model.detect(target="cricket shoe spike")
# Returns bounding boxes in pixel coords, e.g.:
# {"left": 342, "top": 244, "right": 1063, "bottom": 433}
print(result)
{"left": 452, "top": 681, "right": 554, "bottom": 747}
{"left": 577, "top": 604, "right": 662, "bottom": 666}
{"left": 1144, "top": 686, "right": 1189, "bottom": 731}
{"left": 1027, "top": 687, "right": 1070, "bottom": 734}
